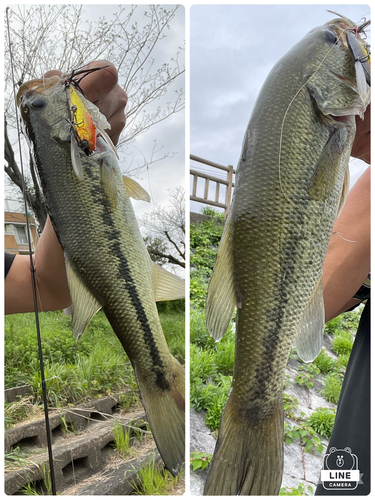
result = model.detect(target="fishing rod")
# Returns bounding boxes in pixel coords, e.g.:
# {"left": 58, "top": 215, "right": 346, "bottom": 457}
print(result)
{"left": 5, "top": 7, "right": 57, "bottom": 495}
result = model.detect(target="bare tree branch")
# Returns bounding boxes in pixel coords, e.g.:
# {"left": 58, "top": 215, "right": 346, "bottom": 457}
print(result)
{"left": 4, "top": 5, "right": 184, "bottom": 226}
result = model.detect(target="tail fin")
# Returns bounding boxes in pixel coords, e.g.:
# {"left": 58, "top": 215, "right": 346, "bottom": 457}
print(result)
{"left": 204, "top": 399, "right": 284, "bottom": 495}
{"left": 136, "top": 357, "right": 185, "bottom": 476}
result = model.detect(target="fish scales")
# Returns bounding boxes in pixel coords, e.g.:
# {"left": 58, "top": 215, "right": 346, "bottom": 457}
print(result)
{"left": 17, "top": 78, "right": 185, "bottom": 475}
{"left": 204, "top": 17, "right": 370, "bottom": 495}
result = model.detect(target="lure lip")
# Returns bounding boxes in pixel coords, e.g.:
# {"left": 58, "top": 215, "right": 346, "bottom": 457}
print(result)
{"left": 346, "top": 30, "right": 371, "bottom": 87}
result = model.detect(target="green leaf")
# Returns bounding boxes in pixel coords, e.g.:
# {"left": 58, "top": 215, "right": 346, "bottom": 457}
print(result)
{"left": 192, "top": 460, "right": 203, "bottom": 471}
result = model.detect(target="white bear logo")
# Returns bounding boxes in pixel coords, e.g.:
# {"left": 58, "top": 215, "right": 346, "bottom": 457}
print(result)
{"left": 336, "top": 455, "right": 344, "bottom": 467}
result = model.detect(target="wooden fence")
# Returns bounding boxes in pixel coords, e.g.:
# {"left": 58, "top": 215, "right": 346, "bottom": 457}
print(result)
{"left": 190, "top": 154, "right": 235, "bottom": 216}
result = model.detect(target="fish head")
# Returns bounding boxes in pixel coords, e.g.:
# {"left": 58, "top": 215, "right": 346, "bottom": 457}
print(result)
{"left": 17, "top": 75, "right": 73, "bottom": 147}
{"left": 301, "top": 15, "right": 370, "bottom": 120}
{"left": 17, "top": 70, "right": 114, "bottom": 162}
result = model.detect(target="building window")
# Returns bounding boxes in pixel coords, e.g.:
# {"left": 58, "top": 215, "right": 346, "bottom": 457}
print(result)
{"left": 15, "top": 226, "right": 28, "bottom": 244}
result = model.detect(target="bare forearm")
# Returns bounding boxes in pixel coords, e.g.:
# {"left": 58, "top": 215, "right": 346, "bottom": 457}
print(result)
{"left": 323, "top": 167, "right": 370, "bottom": 322}
{"left": 5, "top": 216, "right": 70, "bottom": 314}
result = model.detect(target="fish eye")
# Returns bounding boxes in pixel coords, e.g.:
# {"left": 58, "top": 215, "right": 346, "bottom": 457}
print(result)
{"left": 31, "top": 98, "right": 47, "bottom": 109}
{"left": 324, "top": 29, "right": 338, "bottom": 45}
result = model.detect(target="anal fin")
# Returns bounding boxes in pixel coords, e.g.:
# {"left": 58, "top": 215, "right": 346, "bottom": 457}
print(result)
{"left": 294, "top": 276, "right": 325, "bottom": 362}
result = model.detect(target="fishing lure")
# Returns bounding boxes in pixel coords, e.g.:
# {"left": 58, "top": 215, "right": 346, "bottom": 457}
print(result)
{"left": 328, "top": 10, "right": 371, "bottom": 91}
{"left": 62, "top": 66, "right": 119, "bottom": 180}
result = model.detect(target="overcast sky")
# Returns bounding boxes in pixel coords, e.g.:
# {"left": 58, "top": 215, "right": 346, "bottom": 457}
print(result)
{"left": 190, "top": 4, "right": 371, "bottom": 213}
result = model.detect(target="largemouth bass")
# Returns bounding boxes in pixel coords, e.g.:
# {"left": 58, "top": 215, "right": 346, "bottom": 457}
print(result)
{"left": 204, "top": 15, "right": 370, "bottom": 495}
{"left": 17, "top": 69, "right": 185, "bottom": 475}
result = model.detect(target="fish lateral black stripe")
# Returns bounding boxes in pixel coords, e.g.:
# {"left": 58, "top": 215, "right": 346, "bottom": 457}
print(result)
{"left": 110, "top": 238, "right": 170, "bottom": 391}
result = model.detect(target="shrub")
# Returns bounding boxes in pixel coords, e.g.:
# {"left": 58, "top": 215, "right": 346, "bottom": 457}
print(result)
{"left": 321, "top": 374, "right": 343, "bottom": 404}
{"left": 314, "top": 349, "right": 336, "bottom": 374}
{"left": 307, "top": 407, "right": 336, "bottom": 439}
{"left": 331, "top": 331, "right": 354, "bottom": 356}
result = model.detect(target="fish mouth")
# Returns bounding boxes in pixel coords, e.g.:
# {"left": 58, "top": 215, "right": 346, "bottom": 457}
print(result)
{"left": 17, "top": 76, "right": 61, "bottom": 106}
{"left": 329, "top": 114, "right": 351, "bottom": 124}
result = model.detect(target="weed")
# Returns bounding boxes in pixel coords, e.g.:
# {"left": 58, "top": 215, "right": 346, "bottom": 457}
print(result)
{"left": 5, "top": 396, "right": 41, "bottom": 430}
{"left": 190, "top": 450, "right": 213, "bottom": 471}
{"left": 294, "top": 364, "right": 320, "bottom": 389}
{"left": 159, "top": 310, "right": 185, "bottom": 364}
{"left": 314, "top": 349, "right": 336, "bottom": 374}
{"left": 190, "top": 375, "right": 231, "bottom": 431}
{"left": 40, "top": 462, "right": 52, "bottom": 495}
{"left": 112, "top": 421, "right": 133, "bottom": 458}
{"left": 307, "top": 407, "right": 336, "bottom": 439}
{"left": 190, "top": 310, "right": 215, "bottom": 349}
{"left": 284, "top": 422, "right": 324, "bottom": 454}
{"left": 132, "top": 458, "right": 180, "bottom": 495}
{"left": 321, "top": 374, "right": 343, "bottom": 404}
{"left": 190, "top": 345, "right": 217, "bottom": 382}
{"left": 5, "top": 446, "right": 28, "bottom": 469}
{"left": 119, "top": 390, "right": 140, "bottom": 410}
{"left": 324, "top": 316, "right": 343, "bottom": 335}
{"left": 280, "top": 483, "right": 314, "bottom": 495}
{"left": 337, "top": 353, "right": 350, "bottom": 368}
{"left": 60, "top": 414, "right": 77, "bottom": 435}
{"left": 341, "top": 310, "right": 361, "bottom": 332}
{"left": 21, "top": 482, "right": 40, "bottom": 495}
{"left": 283, "top": 393, "right": 298, "bottom": 419}
{"left": 331, "top": 331, "right": 354, "bottom": 356}
{"left": 214, "top": 330, "right": 235, "bottom": 375}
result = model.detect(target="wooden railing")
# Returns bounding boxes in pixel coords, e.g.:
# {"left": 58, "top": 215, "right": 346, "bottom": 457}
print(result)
{"left": 190, "top": 154, "right": 235, "bottom": 216}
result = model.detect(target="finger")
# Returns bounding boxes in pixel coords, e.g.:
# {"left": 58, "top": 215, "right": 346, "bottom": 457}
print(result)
{"left": 79, "top": 60, "right": 118, "bottom": 102}
{"left": 106, "top": 107, "right": 127, "bottom": 145}
{"left": 94, "top": 84, "right": 128, "bottom": 120}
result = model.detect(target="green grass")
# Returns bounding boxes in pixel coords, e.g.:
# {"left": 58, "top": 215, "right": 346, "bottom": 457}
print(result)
{"left": 337, "top": 353, "right": 350, "bottom": 368}
{"left": 5, "top": 306, "right": 184, "bottom": 425}
{"left": 314, "top": 349, "right": 336, "bottom": 374}
{"left": 159, "top": 310, "right": 185, "bottom": 364}
{"left": 112, "top": 421, "right": 133, "bottom": 458}
{"left": 321, "top": 373, "right": 344, "bottom": 404}
{"left": 307, "top": 407, "right": 336, "bottom": 439}
{"left": 331, "top": 331, "right": 354, "bottom": 356}
{"left": 132, "top": 458, "right": 181, "bottom": 495}
{"left": 190, "top": 309, "right": 235, "bottom": 431}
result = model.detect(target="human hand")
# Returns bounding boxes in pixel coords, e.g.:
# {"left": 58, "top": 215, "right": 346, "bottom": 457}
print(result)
{"left": 351, "top": 103, "right": 370, "bottom": 164}
{"left": 43, "top": 60, "right": 127, "bottom": 145}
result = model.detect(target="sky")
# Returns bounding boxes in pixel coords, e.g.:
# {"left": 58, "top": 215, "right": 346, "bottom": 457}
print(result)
{"left": 190, "top": 4, "right": 371, "bottom": 213}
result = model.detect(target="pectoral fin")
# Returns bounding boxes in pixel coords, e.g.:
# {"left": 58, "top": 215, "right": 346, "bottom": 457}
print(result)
{"left": 123, "top": 176, "right": 151, "bottom": 202}
{"left": 100, "top": 154, "right": 118, "bottom": 211}
{"left": 206, "top": 212, "right": 237, "bottom": 341}
{"left": 71, "top": 136, "right": 84, "bottom": 180}
{"left": 152, "top": 262, "right": 185, "bottom": 301}
{"left": 309, "top": 129, "right": 347, "bottom": 203}
{"left": 65, "top": 257, "right": 103, "bottom": 339}
{"left": 294, "top": 277, "right": 325, "bottom": 362}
